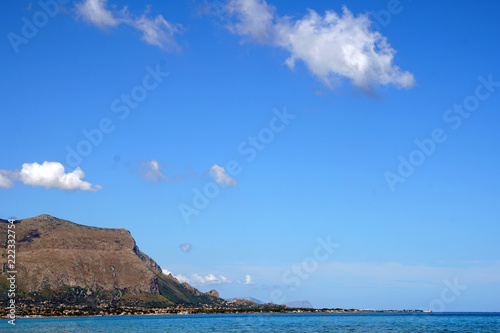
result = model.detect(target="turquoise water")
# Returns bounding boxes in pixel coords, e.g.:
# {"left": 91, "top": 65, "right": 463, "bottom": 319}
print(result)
{"left": 2, "top": 313, "right": 499, "bottom": 332}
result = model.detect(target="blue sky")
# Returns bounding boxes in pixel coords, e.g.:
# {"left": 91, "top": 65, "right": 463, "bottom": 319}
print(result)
{"left": 1, "top": 0, "right": 500, "bottom": 311}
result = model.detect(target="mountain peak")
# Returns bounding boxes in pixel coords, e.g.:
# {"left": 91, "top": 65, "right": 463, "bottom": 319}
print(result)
{"left": 0, "top": 215, "right": 225, "bottom": 308}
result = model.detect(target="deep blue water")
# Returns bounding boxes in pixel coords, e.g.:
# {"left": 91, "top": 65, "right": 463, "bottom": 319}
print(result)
{"left": 2, "top": 312, "right": 499, "bottom": 332}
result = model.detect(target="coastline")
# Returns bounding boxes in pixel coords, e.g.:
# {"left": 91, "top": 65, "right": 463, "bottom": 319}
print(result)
{"left": 2, "top": 307, "right": 429, "bottom": 319}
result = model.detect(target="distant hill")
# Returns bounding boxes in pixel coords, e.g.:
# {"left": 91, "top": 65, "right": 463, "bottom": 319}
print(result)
{"left": 285, "top": 300, "right": 314, "bottom": 309}
{"left": 227, "top": 296, "right": 264, "bottom": 304}
{"left": 0, "top": 215, "right": 284, "bottom": 310}
{"left": 229, "top": 297, "right": 313, "bottom": 309}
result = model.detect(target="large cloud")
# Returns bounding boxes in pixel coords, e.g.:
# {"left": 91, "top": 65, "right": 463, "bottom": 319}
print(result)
{"left": 224, "top": 0, "right": 415, "bottom": 90}
{"left": 0, "top": 161, "right": 101, "bottom": 192}
{"left": 75, "top": 0, "right": 182, "bottom": 51}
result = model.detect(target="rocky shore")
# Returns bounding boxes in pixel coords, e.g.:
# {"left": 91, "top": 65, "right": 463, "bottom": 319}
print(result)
{"left": 1, "top": 305, "right": 428, "bottom": 318}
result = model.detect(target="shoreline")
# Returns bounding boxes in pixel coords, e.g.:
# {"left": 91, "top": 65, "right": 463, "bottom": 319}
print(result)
{"left": 2, "top": 308, "right": 430, "bottom": 319}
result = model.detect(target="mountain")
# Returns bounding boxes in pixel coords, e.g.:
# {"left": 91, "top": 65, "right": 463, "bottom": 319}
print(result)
{"left": 0, "top": 215, "right": 232, "bottom": 308}
{"left": 285, "top": 300, "right": 314, "bottom": 309}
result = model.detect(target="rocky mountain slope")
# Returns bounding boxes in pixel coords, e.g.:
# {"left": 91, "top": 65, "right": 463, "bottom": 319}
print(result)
{"left": 0, "top": 215, "right": 235, "bottom": 308}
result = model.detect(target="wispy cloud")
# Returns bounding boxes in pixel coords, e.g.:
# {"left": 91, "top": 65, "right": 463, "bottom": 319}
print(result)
{"left": 180, "top": 243, "right": 192, "bottom": 252}
{"left": 223, "top": 0, "right": 415, "bottom": 90}
{"left": 0, "top": 161, "right": 101, "bottom": 192}
{"left": 244, "top": 274, "right": 255, "bottom": 285}
{"left": 140, "top": 159, "right": 165, "bottom": 182}
{"left": 208, "top": 164, "right": 237, "bottom": 186}
{"left": 75, "top": 0, "right": 182, "bottom": 51}
{"left": 75, "top": 0, "right": 121, "bottom": 28}
{"left": 0, "top": 173, "right": 14, "bottom": 189}
{"left": 131, "top": 12, "right": 180, "bottom": 50}
{"left": 226, "top": 0, "right": 275, "bottom": 44}
{"left": 140, "top": 159, "right": 195, "bottom": 183}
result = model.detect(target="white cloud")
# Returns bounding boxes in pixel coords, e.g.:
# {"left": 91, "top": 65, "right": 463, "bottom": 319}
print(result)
{"left": 75, "top": 0, "right": 182, "bottom": 50}
{"left": 141, "top": 159, "right": 165, "bottom": 182}
{"left": 244, "top": 274, "right": 255, "bottom": 285}
{"left": 180, "top": 243, "right": 192, "bottom": 252}
{"left": 175, "top": 273, "right": 233, "bottom": 286}
{"left": 224, "top": 0, "right": 415, "bottom": 90}
{"left": 226, "top": 0, "right": 276, "bottom": 44}
{"left": 0, "top": 162, "right": 101, "bottom": 192}
{"left": 208, "top": 164, "right": 237, "bottom": 186}
{"left": 131, "top": 14, "right": 180, "bottom": 51}
{"left": 75, "top": 0, "right": 120, "bottom": 28}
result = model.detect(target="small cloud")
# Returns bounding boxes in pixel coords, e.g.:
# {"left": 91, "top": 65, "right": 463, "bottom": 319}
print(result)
{"left": 74, "top": 0, "right": 182, "bottom": 51}
{"left": 208, "top": 164, "right": 237, "bottom": 186}
{"left": 140, "top": 159, "right": 196, "bottom": 183}
{"left": 162, "top": 268, "right": 172, "bottom": 276}
{"left": 223, "top": 0, "right": 415, "bottom": 91}
{"left": 131, "top": 13, "right": 181, "bottom": 51}
{"left": 0, "top": 162, "right": 101, "bottom": 192}
{"left": 244, "top": 274, "right": 255, "bottom": 285}
{"left": 140, "top": 159, "right": 165, "bottom": 182}
{"left": 180, "top": 243, "right": 192, "bottom": 253}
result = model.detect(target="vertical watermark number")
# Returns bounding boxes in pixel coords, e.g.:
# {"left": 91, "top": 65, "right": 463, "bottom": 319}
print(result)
{"left": 5, "top": 219, "right": 17, "bottom": 325}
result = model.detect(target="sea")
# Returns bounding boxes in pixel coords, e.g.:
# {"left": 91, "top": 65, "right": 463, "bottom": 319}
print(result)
{"left": 2, "top": 312, "right": 499, "bottom": 332}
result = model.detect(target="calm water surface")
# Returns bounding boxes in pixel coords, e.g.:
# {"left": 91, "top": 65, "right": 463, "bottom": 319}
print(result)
{"left": 2, "top": 312, "right": 499, "bottom": 332}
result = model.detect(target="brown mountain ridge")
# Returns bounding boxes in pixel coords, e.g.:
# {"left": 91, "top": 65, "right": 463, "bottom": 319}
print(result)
{"left": 0, "top": 215, "right": 279, "bottom": 310}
